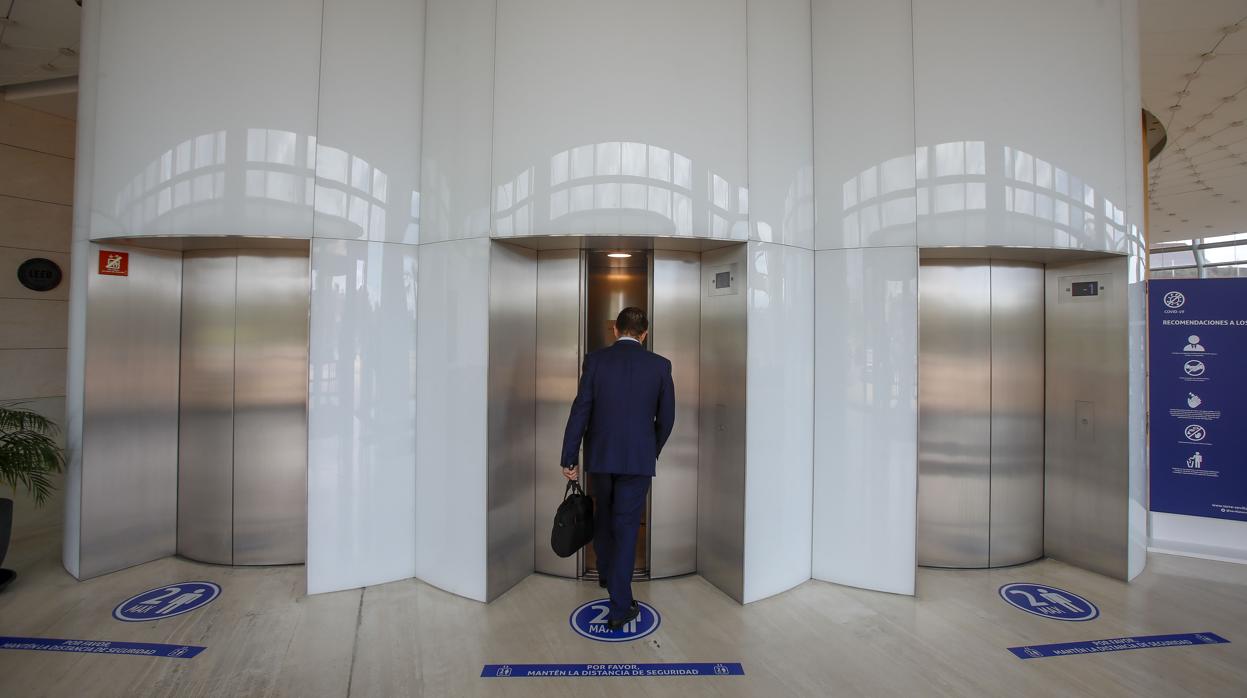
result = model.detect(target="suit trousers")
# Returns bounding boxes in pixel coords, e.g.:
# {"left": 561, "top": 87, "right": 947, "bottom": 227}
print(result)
{"left": 588, "top": 472, "right": 651, "bottom": 621}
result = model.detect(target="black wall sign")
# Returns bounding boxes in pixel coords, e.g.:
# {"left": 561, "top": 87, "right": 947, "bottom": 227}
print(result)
{"left": 16, "top": 258, "right": 63, "bottom": 292}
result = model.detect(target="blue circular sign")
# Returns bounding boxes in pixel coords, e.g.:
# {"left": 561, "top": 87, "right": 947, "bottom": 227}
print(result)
{"left": 569, "top": 598, "right": 660, "bottom": 642}
{"left": 999, "top": 583, "right": 1098, "bottom": 622}
{"left": 113, "top": 581, "right": 221, "bottom": 622}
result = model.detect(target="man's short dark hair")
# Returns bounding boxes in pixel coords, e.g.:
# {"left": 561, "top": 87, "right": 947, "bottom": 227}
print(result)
{"left": 615, "top": 306, "right": 649, "bottom": 337}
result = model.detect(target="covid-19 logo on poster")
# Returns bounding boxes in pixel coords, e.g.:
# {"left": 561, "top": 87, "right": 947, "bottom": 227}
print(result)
{"left": 1163, "top": 291, "right": 1186, "bottom": 309}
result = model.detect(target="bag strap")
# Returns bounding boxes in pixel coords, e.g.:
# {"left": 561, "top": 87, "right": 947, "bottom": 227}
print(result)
{"left": 564, "top": 479, "right": 584, "bottom": 499}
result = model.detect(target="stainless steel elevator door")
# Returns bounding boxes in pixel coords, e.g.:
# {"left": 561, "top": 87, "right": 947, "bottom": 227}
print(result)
{"left": 177, "top": 249, "right": 309, "bottom": 566}
{"left": 918, "top": 260, "right": 1044, "bottom": 569}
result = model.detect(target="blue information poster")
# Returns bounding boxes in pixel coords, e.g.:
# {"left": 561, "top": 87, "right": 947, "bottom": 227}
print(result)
{"left": 1148, "top": 279, "right": 1247, "bottom": 522}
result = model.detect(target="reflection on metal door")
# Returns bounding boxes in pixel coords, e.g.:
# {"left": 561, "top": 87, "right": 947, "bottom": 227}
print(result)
{"left": 177, "top": 249, "right": 309, "bottom": 566}
{"left": 918, "top": 260, "right": 1044, "bottom": 569}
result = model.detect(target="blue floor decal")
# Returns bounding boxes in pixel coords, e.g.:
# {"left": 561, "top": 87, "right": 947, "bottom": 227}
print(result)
{"left": 482, "top": 662, "right": 744, "bottom": 678}
{"left": 1009, "top": 632, "right": 1229, "bottom": 659}
{"left": 0, "top": 636, "right": 206, "bottom": 659}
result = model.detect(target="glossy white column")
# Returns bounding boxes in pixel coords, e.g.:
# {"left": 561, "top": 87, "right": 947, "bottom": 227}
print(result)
{"left": 314, "top": 0, "right": 424, "bottom": 244}
{"left": 743, "top": 241, "right": 814, "bottom": 602}
{"left": 491, "top": 0, "right": 748, "bottom": 240}
{"left": 421, "top": 0, "right": 495, "bottom": 243}
{"left": 912, "top": 0, "right": 1132, "bottom": 252}
{"left": 747, "top": 0, "right": 815, "bottom": 249}
{"left": 812, "top": 246, "right": 918, "bottom": 595}
{"left": 307, "top": 239, "right": 418, "bottom": 594}
{"left": 83, "top": 0, "right": 322, "bottom": 239}
{"left": 813, "top": 0, "right": 916, "bottom": 250}
{"left": 414, "top": 238, "right": 490, "bottom": 601}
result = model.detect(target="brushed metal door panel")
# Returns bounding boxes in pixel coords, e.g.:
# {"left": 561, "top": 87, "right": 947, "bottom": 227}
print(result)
{"left": 486, "top": 242, "right": 538, "bottom": 600}
{"left": 988, "top": 262, "right": 1045, "bottom": 567}
{"left": 534, "top": 250, "right": 583, "bottom": 578}
{"left": 79, "top": 245, "right": 183, "bottom": 578}
{"left": 232, "top": 251, "right": 309, "bottom": 565}
{"left": 696, "top": 244, "right": 746, "bottom": 601}
{"left": 918, "top": 262, "right": 991, "bottom": 568}
{"left": 1044, "top": 259, "right": 1129, "bottom": 579}
{"left": 650, "top": 250, "right": 700, "bottom": 578}
{"left": 177, "top": 251, "right": 237, "bottom": 565}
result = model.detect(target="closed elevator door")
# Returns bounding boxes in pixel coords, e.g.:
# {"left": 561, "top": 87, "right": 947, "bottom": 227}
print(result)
{"left": 918, "top": 260, "right": 1044, "bottom": 568}
{"left": 177, "top": 249, "right": 309, "bottom": 566}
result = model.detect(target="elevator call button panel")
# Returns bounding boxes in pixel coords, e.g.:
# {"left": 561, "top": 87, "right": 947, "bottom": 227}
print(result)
{"left": 707, "top": 263, "right": 739, "bottom": 297}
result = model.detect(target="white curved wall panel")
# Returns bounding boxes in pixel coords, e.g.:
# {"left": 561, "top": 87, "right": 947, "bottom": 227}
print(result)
{"left": 307, "top": 239, "right": 418, "bottom": 594}
{"left": 414, "top": 238, "right": 490, "bottom": 602}
{"left": 420, "top": 0, "right": 495, "bottom": 244}
{"left": 744, "top": 241, "right": 814, "bottom": 602}
{"left": 912, "top": 0, "right": 1132, "bottom": 252}
{"left": 491, "top": 0, "right": 748, "bottom": 240}
{"left": 747, "top": 0, "right": 815, "bottom": 249}
{"left": 86, "top": 0, "right": 323, "bottom": 240}
{"left": 813, "top": 0, "right": 916, "bottom": 250}
{"left": 812, "top": 246, "right": 918, "bottom": 595}
{"left": 314, "top": 0, "right": 425, "bottom": 244}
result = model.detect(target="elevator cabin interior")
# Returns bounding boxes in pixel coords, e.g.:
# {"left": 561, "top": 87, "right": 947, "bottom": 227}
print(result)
{"left": 532, "top": 243, "right": 742, "bottom": 584}
{"left": 916, "top": 251, "right": 1132, "bottom": 579}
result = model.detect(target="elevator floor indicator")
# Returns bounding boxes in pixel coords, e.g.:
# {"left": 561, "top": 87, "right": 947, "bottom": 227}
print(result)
{"left": 999, "top": 583, "right": 1099, "bottom": 621}
{"left": 570, "top": 599, "right": 660, "bottom": 642}
{"left": 113, "top": 581, "right": 221, "bottom": 622}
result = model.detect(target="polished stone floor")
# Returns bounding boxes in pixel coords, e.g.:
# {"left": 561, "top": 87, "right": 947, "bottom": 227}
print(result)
{"left": 1, "top": 529, "right": 1244, "bottom": 697}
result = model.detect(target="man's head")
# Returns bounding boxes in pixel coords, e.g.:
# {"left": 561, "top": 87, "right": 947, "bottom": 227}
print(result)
{"left": 614, "top": 306, "right": 649, "bottom": 342}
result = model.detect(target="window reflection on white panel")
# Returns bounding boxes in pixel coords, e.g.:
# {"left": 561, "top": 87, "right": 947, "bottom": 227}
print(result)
{"left": 1014, "top": 151, "right": 1034, "bottom": 183}
{"left": 596, "top": 142, "right": 621, "bottom": 176}
{"left": 550, "top": 189, "right": 569, "bottom": 218}
{"left": 738, "top": 186, "right": 748, "bottom": 215}
{"left": 648, "top": 186, "right": 671, "bottom": 218}
{"left": 1036, "top": 159, "right": 1053, "bottom": 189}
{"left": 648, "top": 145, "right": 671, "bottom": 182}
{"left": 712, "top": 173, "right": 728, "bottom": 209}
{"left": 966, "top": 141, "right": 985, "bottom": 175}
{"left": 883, "top": 155, "right": 915, "bottom": 193}
{"left": 193, "top": 174, "right": 213, "bottom": 203}
{"left": 1013, "top": 187, "right": 1035, "bottom": 216}
{"left": 622, "top": 142, "right": 646, "bottom": 177}
{"left": 915, "top": 146, "right": 929, "bottom": 180}
{"left": 1054, "top": 167, "right": 1069, "bottom": 196}
{"left": 175, "top": 140, "right": 192, "bottom": 176}
{"left": 673, "top": 193, "right": 692, "bottom": 234}
{"left": 622, "top": 182, "right": 646, "bottom": 210}
{"left": 571, "top": 184, "right": 593, "bottom": 212}
{"left": 161, "top": 150, "right": 173, "bottom": 182}
{"left": 173, "top": 180, "right": 190, "bottom": 209}
{"left": 935, "top": 142, "right": 964, "bottom": 177}
{"left": 268, "top": 130, "right": 297, "bottom": 166}
{"left": 674, "top": 154, "right": 692, "bottom": 190}
{"left": 247, "top": 128, "right": 266, "bottom": 161}
{"left": 934, "top": 183, "right": 963, "bottom": 214}
{"left": 551, "top": 151, "right": 569, "bottom": 186}
{"left": 315, "top": 185, "right": 347, "bottom": 217}
{"left": 966, "top": 182, "right": 986, "bottom": 210}
{"left": 843, "top": 179, "right": 857, "bottom": 208}
{"left": 348, "top": 194, "right": 369, "bottom": 229}
{"left": 317, "top": 145, "right": 349, "bottom": 184}
{"left": 373, "top": 170, "right": 388, "bottom": 205}
{"left": 1055, "top": 199, "right": 1070, "bottom": 225}
{"left": 859, "top": 204, "right": 880, "bottom": 236}
{"left": 515, "top": 169, "right": 529, "bottom": 203}
{"left": 496, "top": 181, "right": 513, "bottom": 210}
{"left": 860, "top": 165, "right": 878, "bottom": 201}
{"left": 883, "top": 196, "right": 915, "bottom": 226}
{"left": 1036, "top": 193, "right": 1053, "bottom": 221}
{"left": 595, "top": 182, "right": 620, "bottom": 209}
{"left": 1083, "top": 184, "right": 1095, "bottom": 208}
{"left": 571, "top": 145, "right": 594, "bottom": 179}
{"left": 370, "top": 205, "right": 386, "bottom": 237}
{"left": 350, "top": 156, "right": 370, "bottom": 193}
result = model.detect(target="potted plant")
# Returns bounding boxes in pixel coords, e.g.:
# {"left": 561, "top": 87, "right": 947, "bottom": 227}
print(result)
{"left": 0, "top": 402, "right": 66, "bottom": 592}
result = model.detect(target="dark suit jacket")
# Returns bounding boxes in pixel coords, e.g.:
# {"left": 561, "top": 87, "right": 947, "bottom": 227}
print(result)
{"left": 560, "top": 339, "right": 675, "bottom": 477}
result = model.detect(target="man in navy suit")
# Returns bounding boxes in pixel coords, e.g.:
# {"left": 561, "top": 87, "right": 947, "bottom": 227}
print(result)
{"left": 561, "top": 306, "right": 675, "bottom": 629}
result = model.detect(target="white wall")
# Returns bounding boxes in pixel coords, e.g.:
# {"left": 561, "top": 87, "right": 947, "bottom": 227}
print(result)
{"left": 491, "top": 0, "right": 748, "bottom": 241}
{"left": 307, "top": 238, "right": 418, "bottom": 594}
{"left": 812, "top": 246, "right": 918, "bottom": 595}
{"left": 421, "top": 0, "right": 494, "bottom": 244}
{"left": 743, "top": 241, "right": 814, "bottom": 602}
{"left": 414, "top": 238, "right": 490, "bottom": 601}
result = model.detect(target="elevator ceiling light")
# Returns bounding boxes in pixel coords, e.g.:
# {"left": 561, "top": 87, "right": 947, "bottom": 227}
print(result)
{"left": 607, "top": 252, "right": 632, "bottom": 258}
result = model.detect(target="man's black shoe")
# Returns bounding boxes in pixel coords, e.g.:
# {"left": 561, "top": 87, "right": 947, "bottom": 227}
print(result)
{"left": 607, "top": 602, "right": 640, "bottom": 630}
{"left": 598, "top": 577, "right": 608, "bottom": 589}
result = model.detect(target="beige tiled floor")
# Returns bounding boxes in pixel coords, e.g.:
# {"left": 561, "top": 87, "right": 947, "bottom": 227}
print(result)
{"left": 1, "top": 529, "right": 1244, "bottom": 697}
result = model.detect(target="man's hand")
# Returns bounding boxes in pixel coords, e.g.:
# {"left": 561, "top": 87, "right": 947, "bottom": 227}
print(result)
{"left": 562, "top": 466, "right": 579, "bottom": 481}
